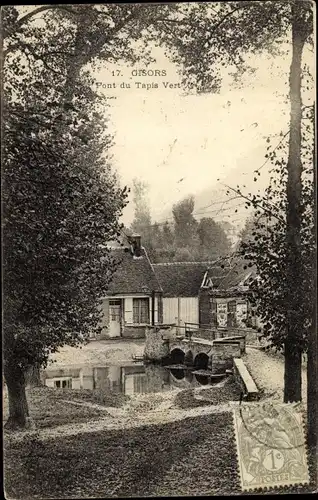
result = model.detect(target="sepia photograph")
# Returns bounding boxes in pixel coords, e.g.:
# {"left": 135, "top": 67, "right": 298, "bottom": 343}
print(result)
{"left": 2, "top": 1, "right": 317, "bottom": 497}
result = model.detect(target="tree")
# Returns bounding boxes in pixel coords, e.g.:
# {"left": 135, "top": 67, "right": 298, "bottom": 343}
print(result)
{"left": 131, "top": 179, "right": 152, "bottom": 236}
{"left": 130, "top": 178, "right": 157, "bottom": 258}
{"left": 162, "top": 221, "right": 174, "bottom": 247}
{"left": 3, "top": 103, "right": 128, "bottom": 428}
{"left": 155, "top": 0, "right": 313, "bottom": 405}
{"left": 3, "top": 1, "right": 315, "bottom": 435}
{"left": 3, "top": 3, "right": 190, "bottom": 429}
{"left": 239, "top": 216, "right": 257, "bottom": 246}
{"left": 197, "top": 217, "right": 231, "bottom": 259}
{"left": 237, "top": 105, "right": 314, "bottom": 404}
{"left": 172, "top": 196, "right": 198, "bottom": 249}
{"left": 2, "top": 7, "right": 132, "bottom": 429}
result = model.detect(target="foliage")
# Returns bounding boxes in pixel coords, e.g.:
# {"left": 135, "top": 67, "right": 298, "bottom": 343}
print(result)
{"left": 131, "top": 179, "right": 152, "bottom": 234}
{"left": 237, "top": 112, "right": 314, "bottom": 353}
{"left": 130, "top": 178, "right": 154, "bottom": 257}
{"left": 151, "top": 0, "right": 313, "bottom": 404}
{"left": 198, "top": 217, "right": 232, "bottom": 260}
{"left": 3, "top": 7, "right": 132, "bottom": 376}
{"left": 2, "top": 5, "right": 155, "bottom": 427}
{"left": 3, "top": 107, "right": 127, "bottom": 370}
{"left": 172, "top": 196, "right": 198, "bottom": 247}
{"left": 155, "top": 1, "right": 312, "bottom": 93}
{"left": 130, "top": 190, "right": 231, "bottom": 262}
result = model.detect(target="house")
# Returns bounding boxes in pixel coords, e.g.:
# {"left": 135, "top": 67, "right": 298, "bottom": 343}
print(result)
{"left": 199, "top": 260, "right": 259, "bottom": 329}
{"left": 153, "top": 258, "right": 259, "bottom": 333}
{"left": 152, "top": 261, "right": 214, "bottom": 330}
{"left": 92, "top": 235, "right": 163, "bottom": 340}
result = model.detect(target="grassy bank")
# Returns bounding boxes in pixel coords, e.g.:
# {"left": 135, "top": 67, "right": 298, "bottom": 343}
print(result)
{"left": 3, "top": 386, "right": 128, "bottom": 430}
{"left": 5, "top": 410, "right": 316, "bottom": 499}
{"left": 4, "top": 385, "right": 316, "bottom": 498}
{"left": 175, "top": 377, "right": 241, "bottom": 409}
{"left": 4, "top": 412, "right": 241, "bottom": 498}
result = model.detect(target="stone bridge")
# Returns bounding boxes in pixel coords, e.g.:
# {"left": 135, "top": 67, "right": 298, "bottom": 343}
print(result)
{"left": 144, "top": 326, "right": 246, "bottom": 375}
{"left": 169, "top": 338, "right": 214, "bottom": 369}
{"left": 169, "top": 336, "right": 246, "bottom": 374}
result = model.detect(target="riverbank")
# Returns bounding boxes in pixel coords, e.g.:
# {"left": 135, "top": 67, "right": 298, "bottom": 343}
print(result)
{"left": 4, "top": 412, "right": 241, "bottom": 498}
{"left": 3, "top": 377, "right": 242, "bottom": 498}
{"left": 4, "top": 342, "right": 316, "bottom": 497}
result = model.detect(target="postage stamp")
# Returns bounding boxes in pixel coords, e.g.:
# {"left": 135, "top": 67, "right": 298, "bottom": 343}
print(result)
{"left": 233, "top": 402, "right": 309, "bottom": 491}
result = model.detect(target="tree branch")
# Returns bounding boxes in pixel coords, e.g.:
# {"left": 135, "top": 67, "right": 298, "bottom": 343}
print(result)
{"left": 203, "top": 4, "right": 251, "bottom": 45}
{"left": 4, "top": 4, "right": 86, "bottom": 40}
{"left": 221, "top": 182, "right": 285, "bottom": 223}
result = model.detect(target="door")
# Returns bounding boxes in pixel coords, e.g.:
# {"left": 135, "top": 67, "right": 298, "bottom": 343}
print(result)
{"left": 109, "top": 300, "right": 122, "bottom": 337}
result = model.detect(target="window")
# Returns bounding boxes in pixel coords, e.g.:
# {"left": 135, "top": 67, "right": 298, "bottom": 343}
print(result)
{"left": 54, "top": 378, "right": 72, "bottom": 389}
{"left": 133, "top": 298, "right": 149, "bottom": 324}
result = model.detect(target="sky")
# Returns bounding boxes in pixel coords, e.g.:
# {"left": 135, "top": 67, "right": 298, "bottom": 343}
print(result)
{"left": 18, "top": 5, "right": 314, "bottom": 229}
{"left": 92, "top": 40, "right": 314, "bottom": 228}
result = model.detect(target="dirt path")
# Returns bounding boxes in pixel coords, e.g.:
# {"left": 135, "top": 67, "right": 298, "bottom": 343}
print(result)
{"left": 49, "top": 339, "right": 145, "bottom": 367}
{"left": 244, "top": 347, "right": 307, "bottom": 402}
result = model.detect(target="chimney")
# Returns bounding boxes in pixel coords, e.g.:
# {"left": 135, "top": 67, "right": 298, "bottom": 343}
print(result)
{"left": 131, "top": 234, "right": 141, "bottom": 258}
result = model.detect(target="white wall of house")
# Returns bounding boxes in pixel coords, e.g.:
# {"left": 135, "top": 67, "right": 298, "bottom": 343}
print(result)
{"left": 120, "top": 295, "right": 159, "bottom": 325}
{"left": 162, "top": 297, "right": 199, "bottom": 327}
{"left": 90, "top": 295, "right": 161, "bottom": 339}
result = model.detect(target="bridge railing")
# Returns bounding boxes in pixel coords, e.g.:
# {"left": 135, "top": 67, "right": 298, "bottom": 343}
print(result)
{"left": 184, "top": 323, "right": 216, "bottom": 341}
{"left": 183, "top": 323, "right": 252, "bottom": 342}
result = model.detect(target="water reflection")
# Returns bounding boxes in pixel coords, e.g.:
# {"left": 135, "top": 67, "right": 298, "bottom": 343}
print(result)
{"left": 42, "top": 363, "right": 226, "bottom": 396}
{"left": 170, "top": 368, "right": 185, "bottom": 380}
{"left": 194, "top": 374, "right": 209, "bottom": 385}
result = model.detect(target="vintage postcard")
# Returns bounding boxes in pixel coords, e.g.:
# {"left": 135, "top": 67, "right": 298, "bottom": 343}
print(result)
{"left": 2, "top": 1, "right": 316, "bottom": 498}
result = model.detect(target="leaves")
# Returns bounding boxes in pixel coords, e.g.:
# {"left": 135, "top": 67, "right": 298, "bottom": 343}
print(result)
{"left": 3, "top": 8, "right": 129, "bottom": 372}
{"left": 236, "top": 114, "right": 314, "bottom": 353}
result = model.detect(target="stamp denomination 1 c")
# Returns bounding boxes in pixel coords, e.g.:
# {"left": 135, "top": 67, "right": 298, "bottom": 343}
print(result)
{"left": 233, "top": 402, "right": 309, "bottom": 491}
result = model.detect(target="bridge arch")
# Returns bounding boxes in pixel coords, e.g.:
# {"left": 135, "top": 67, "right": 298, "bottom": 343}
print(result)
{"left": 194, "top": 352, "right": 209, "bottom": 370}
{"left": 184, "top": 350, "right": 194, "bottom": 366}
{"left": 170, "top": 368, "right": 185, "bottom": 380}
{"left": 195, "top": 373, "right": 209, "bottom": 385}
{"left": 170, "top": 348, "right": 185, "bottom": 365}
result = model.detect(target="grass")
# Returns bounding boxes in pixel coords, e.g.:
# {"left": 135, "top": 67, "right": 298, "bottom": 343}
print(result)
{"left": 56, "top": 387, "right": 129, "bottom": 407}
{"left": 4, "top": 410, "right": 316, "bottom": 499}
{"left": 4, "top": 412, "right": 242, "bottom": 499}
{"left": 3, "top": 386, "right": 128, "bottom": 430}
{"left": 174, "top": 377, "right": 241, "bottom": 409}
{"left": 3, "top": 386, "right": 316, "bottom": 498}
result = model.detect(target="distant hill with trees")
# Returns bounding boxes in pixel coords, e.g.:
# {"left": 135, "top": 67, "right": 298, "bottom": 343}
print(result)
{"left": 129, "top": 179, "right": 232, "bottom": 263}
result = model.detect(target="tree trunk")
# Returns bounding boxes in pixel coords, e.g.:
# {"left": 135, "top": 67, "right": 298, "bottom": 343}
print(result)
{"left": 4, "top": 363, "right": 30, "bottom": 429}
{"left": 284, "top": 343, "right": 302, "bottom": 403}
{"left": 284, "top": 3, "right": 306, "bottom": 403}
{"left": 26, "top": 363, "right": 43, "bottom": 387}
{"left": 307, "top": 102, "right": 317, "bottom": 450}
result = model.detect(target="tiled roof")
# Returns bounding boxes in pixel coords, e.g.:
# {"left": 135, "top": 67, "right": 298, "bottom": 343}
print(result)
{"left": 153, "top": 262, "right": 211, "bottom": 297}
{"left": 106, "top": 247, "right": 162, "bottom": 294}
{"left": 153, "top": 258, "right": 256, "bottom": 297}
{"left": 202, "top": 261, "right": 256, "bottom": 290}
